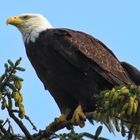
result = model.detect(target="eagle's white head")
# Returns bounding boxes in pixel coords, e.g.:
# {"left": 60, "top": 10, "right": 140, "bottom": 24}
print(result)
{"left": 6, "top": 13, "right": 53, "bottom": 43}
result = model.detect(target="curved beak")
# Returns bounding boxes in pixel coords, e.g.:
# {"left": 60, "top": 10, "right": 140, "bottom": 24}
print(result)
{"left": 6, "top": 16, "right": 23, "bottom": 26}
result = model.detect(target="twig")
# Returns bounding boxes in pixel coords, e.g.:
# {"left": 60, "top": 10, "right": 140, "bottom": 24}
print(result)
{"left": 7, "top": 108, "right": 33, "bottom": 140}
{"left": 0, "top": 66, "right": 15, "bottom": 92}
{"left": 7, "top": 118, "right": 14, "bottom": 134}
{"left": 34, "top": 121, "right": 71, "bottom": 140}
{"left": 0, "top": 123, "right": 11, "bottom": 137}
{"left": 11, "top": 109, "right": 38, "bottom": 131}
{"left": 2, "top": 118, "right": 9, "bottom": 127}
{"left": 2, "top": 118, "right": 14, "bottom": 134}
{"left": 25, "top": 115, "right": 38, "bottom": 131}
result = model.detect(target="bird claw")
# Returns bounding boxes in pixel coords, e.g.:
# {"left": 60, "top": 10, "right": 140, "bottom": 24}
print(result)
{"left": 47, "top": 114, "right": 66, "bottom": 130}
{"left": 71, "top": 105, "right": 86, "bottom": 128}
{"left": 54, "top": 114, "right": 67, "bottom": 123}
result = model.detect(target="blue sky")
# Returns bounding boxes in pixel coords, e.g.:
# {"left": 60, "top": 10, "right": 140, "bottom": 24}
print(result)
{"left": 0, "top": 0, "right": 140, "bottom": 139}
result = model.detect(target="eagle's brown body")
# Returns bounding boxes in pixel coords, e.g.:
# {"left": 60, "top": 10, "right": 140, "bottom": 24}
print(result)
{"left": 25, "top": 28, "right": 132, "bottom": 118}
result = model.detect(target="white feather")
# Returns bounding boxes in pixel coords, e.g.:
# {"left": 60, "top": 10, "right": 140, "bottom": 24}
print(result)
{"left": 17, "top": 14, "right": 53, "bottom": 43}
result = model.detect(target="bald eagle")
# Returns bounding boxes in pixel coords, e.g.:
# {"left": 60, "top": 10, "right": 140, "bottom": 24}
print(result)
{"left": 7, "top": 14, "right": 139, "bottom": 126}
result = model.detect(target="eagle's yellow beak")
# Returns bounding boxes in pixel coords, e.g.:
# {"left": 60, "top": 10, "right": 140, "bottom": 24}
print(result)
{"left": 6, "top": 16, "right": 23, "bottom": 26}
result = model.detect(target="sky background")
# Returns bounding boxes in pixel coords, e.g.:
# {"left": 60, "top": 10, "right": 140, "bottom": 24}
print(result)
{"left": 0, "top": 0, "right": 140, "bottom": 139}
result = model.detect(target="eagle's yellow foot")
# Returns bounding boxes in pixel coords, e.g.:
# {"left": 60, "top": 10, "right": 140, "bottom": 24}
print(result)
{"left": 47, "top": 114, "right": 66, "bottom": 130}
{"left": 55, "top": 114, "right": 67, "bottom": 123}
{"left": 71, "top": 105, "right": 86, "bottom": 128}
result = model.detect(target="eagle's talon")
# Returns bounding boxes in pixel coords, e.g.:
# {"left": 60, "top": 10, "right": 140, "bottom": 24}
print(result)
{"left": 55, "top": 114, "right": 67, "bottom": 123}
{"left": 47, "top": 114, "right": 66, "bottom": 130}
{"left": 71, "top": 105, "right": 86, "bottom": 128}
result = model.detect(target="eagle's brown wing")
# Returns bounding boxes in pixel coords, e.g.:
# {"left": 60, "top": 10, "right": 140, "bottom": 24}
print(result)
{"left": 47, "top": 28, "right": 132, "bottom": 85}
{"left": 121, "top": 62, "right": 140, "bottom": 85}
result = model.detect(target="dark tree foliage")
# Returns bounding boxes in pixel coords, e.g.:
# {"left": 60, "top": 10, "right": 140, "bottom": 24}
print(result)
{"left": 0, "top": 58, "right": 140, "bottom": 140}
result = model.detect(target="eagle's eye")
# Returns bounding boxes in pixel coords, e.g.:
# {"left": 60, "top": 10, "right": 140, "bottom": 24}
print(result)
{"left": 21, "top": 15, "right": 30, "bottom": 20}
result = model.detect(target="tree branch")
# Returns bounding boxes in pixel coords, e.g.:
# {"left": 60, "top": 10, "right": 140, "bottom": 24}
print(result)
{"left": 11, "top": 109, "right": 38, "bottom": 131}
{"left": 7, "top": 108, "right": 33, "bottom": 140}
{"left": 33, "top": 112, "right": 93, "bottom": 140}
{"left": 0, "top": 123, "right": 11, "bottom": 137}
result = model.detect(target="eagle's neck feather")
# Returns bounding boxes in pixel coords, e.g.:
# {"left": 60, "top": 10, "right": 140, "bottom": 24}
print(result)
{"left": 19, "top": 19, "right": 53, "bottom": 43}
